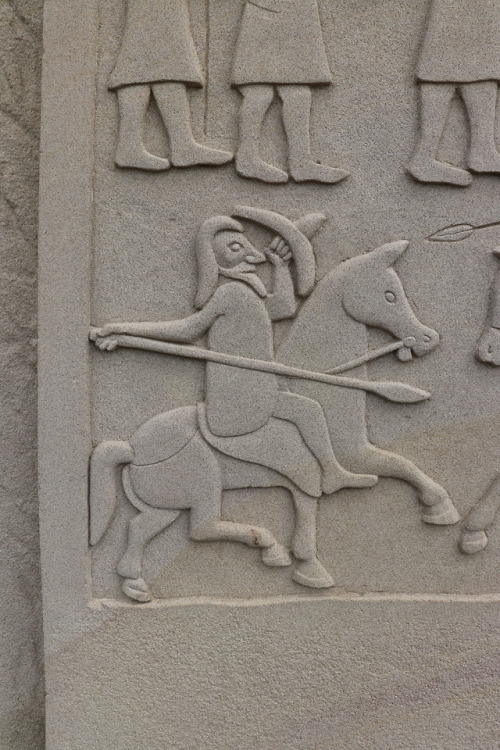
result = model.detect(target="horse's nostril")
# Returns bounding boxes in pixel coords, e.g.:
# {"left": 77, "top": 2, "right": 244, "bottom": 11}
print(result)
{"left": 423, "top": 335, "right": 432, "bottom": 343}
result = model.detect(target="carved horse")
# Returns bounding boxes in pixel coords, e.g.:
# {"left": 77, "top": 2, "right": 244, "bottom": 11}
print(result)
{"left": 90, "top": 240, "right": 459, "bottom": 602}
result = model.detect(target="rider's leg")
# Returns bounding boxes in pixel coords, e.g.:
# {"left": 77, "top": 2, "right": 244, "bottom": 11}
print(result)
{"left": 273, "top": 392, "right": 377, "bottom": 494}
{"left": 461, "top": 81, "right": 500, "bottom": 172}
{"left": 152, "top": 82, "right": 233, "bottom": 167}
{"left": 115, "top": 84, "right": 171, "bottom": 171}
{"left": 277, "top": 84, "right": 349, "bottom": 184}
{"left": 235, "top": 84, "right": 288, "bottom": 183}
{"left": 407, "top": 82, "right": 472, "bottom": 186}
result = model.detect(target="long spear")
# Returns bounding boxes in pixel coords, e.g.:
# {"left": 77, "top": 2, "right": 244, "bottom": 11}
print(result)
{"left": 90, "top": 332, "right": 430, "bottom": 404}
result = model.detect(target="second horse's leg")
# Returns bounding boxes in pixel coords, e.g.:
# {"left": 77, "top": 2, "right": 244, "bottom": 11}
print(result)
{"left": 290, "top": 489, "right": 334, "bottom": 589}
{"left": 461, "top": 473, "right": 500, "bottom": 553}
{"left": 346, "top": 445, "right": 460, "bottom": 525}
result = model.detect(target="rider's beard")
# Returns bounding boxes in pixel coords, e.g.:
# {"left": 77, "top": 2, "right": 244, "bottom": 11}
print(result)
{"left": 219, "top": 267, "right": 268, "bottom": 298}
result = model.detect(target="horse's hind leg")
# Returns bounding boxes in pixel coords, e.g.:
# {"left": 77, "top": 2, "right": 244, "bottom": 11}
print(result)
{"left": 117, "top": 507, "right": 181, "bottom": 602}
{"left": 118, "top": 467, "right": 181, "bottom": 602}
{"left": 290, "top": 489, "right": 334, "bottom": 589}
{"left": 189, "top": 481, "right": 290, "bottom": 567}
{"left": 346, "top": 444, "right": 460, "bottom": 525}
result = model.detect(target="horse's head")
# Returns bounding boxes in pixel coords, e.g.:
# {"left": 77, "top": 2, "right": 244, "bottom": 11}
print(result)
{"left": 340, "top": 241, "right": 439, "bottom": 360}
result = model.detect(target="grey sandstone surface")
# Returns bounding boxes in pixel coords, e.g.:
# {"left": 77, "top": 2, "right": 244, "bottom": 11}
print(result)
{"left": 0, "top": 2, "right": 44, "bottom": 749}
{"left": 0, "top": 1, "right": 498, "bottom": 749}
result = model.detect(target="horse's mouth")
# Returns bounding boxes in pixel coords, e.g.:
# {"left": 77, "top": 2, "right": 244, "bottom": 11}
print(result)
{"left": 397, "top": 336, "right": 416, "bottom": 361}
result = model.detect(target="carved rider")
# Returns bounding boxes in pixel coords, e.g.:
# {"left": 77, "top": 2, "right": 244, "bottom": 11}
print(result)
{"left": 92, "top": 209, "right": 375, "bottom": 495}
{"left": 109, "top": 0, "right": 232, "bottom": 171}
{"left": 231, "top": 0, "right": 349, "bottom": 184}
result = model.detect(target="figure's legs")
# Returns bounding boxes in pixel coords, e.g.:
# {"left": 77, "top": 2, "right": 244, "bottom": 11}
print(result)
{"left": 274, "top": 392, "right": 377, "bottom": 494}
{"left": 189, "top": 472, "right": 290, "bottom": 567}
{"left": 289, "top": 489, "right": 334, "bottom": 588}
{"left": 407, "top": 82, "right": 472, "bottom": 186}
{"left": 343, "top": 444, "right": 460, "bottom": 525}
{"left": 152, "top": 82, "right": 232, "bottom": 167}
{"left": 117, "top": 507, "right": 181, "bottom": 602}
{"left": 235, "top": 84, "right": 288, "bottom": 183}
{"left": 461, "top": 81, "right": 500, "bottom": 172}
{"left": 277, "top": 85, "right": 349, "bottom": 184}
{"left": 461, "top": 473, "right": 500, "bottom": 553}
{"left": 115, "top": 84, "right": 171, "bottom": 171}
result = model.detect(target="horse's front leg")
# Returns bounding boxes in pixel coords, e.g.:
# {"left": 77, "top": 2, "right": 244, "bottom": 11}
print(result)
{"left": 346, "top": 444, "right": 460, "bottom": 525}
{"left": 290, "top": 489, "right": 334, "bottom": 589}
{"left": 189, "top": 485, "right": 291, "bottom": 568}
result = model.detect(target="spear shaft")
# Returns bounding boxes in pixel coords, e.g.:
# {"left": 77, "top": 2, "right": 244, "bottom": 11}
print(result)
{"left": 97, "top": 333, "right": 429, "bottom": 403}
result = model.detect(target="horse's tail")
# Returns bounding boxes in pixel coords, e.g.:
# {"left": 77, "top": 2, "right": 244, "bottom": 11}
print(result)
{"left": 89, "top": 440, "right": 134, "bottom": 546}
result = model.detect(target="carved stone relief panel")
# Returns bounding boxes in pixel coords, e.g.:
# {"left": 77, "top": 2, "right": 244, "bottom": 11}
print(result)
{"left": 39, "top": 2, "right": 500, "bottom": 748}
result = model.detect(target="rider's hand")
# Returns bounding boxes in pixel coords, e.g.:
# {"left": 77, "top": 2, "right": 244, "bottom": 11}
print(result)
{"left": 93, "top": 336, "right": 119, "bottom": 352}
{"left": 266, "top": 236, "right": 292, "bottom": 265}
{"left": 90, "top": 324, "right": 121, "bottom": 340}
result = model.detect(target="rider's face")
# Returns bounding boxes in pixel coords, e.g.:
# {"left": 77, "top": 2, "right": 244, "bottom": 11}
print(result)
{"left": 213, "top": 231, "right": 266, "bottom": 273}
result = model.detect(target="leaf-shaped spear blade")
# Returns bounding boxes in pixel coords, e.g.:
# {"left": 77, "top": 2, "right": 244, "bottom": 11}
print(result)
{"left": 428, "top": 224, "right": 474, "bottom": 242}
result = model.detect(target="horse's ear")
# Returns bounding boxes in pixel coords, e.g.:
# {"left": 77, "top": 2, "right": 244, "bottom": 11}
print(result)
{"left": 371, "top": 240, "right": 410, "bottom": 267}
{"left": 493, "top": 247, "right": 500, "bottom": 260}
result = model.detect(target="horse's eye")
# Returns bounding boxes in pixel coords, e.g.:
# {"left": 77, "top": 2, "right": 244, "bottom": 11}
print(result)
{"left": 229, "top": 242, "right": 243, "bottom": 253}
{"left": 385, "top": 291, "right": 396, "bottom": 303}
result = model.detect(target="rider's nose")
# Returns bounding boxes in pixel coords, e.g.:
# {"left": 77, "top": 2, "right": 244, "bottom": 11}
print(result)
{"left": 247, "top": 250, "right": 266, "bottom": 264}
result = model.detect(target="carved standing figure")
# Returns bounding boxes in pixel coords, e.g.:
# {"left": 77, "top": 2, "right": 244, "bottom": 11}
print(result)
{"left": 231, "top": 0, "right": 349, "bottom": 184}
{"left": 408, "top": 0, "right": 500, "bottom": 186}
{"left": 109, "top": 0, "right": 232, "bottom": 171}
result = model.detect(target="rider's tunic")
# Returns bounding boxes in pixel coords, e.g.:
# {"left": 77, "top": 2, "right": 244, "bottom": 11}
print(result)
{"left": 232, "top": 0, "right": 332, "bottom": 86}
{"left": 109, "top": 0, "right": 203, "bottom": 90}
{"left": 417, "top": 0, "right": 500, "bottom": 83}
{"left": 206, "top": 282, "right": 279, "bottom": 437}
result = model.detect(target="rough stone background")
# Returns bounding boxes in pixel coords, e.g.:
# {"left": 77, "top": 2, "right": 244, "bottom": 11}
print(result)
{"left": 0, "top": 1, "right": 44, "bottom": 748}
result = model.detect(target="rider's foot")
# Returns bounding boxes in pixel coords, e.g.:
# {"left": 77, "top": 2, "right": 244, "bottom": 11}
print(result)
{"left": 121, "top": 577, "right": 153, "bottom": 603}
{"left": 322, "top": 463, "right": 378, "bottom": 495}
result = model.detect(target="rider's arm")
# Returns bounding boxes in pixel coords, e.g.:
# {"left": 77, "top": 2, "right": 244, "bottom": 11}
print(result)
{"left": 265, "top": 254, "right": 298, "bottom": 321}
{"left": 93, "top": 293, "right": 223, "bottom": 343}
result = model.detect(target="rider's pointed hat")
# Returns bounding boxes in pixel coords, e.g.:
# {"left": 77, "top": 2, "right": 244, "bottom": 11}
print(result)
{"left": 232, "top": 206, "right": 326, "bottom": 297}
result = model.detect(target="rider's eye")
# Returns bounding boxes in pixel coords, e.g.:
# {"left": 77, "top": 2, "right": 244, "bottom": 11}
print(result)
{"left": 229, "top": 242, "right": 243, "bottom": 252}
{"left": 385, "top": 291, "right": 396, "bottom": 303}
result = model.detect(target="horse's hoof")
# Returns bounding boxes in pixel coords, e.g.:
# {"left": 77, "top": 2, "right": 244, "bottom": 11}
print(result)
{"left": 262, "top": 542, "right": 292, "bottom": 567}
{"left": 460, "top": 529, "right": 488, "bottom": 554}
{"left": 421, "top": 497, "right": 460, "bottom": 525}
{"left": 292, "top": 558, "right": 334, "bottom": 589}
{"left": 121, "top": 578, "right": 153, "bottom": 603}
